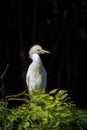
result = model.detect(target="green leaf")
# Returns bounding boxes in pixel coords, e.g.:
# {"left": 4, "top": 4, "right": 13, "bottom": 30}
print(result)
{"left": 49, "top": 89, "right": 58, "bottom": 95}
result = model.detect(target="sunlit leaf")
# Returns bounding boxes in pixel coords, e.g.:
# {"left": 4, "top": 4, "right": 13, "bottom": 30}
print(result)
{"left": 49, "top": 89, "right": 58, "bottom": 95}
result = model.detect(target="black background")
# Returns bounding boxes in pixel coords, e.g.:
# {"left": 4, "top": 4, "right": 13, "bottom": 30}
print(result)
{"left": 0, "top": 0, "right": 87, "bottom": 108}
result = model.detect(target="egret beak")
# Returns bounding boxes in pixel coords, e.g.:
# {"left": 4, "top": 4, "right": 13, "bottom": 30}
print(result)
{"left": 39, "top": 49, "right": 50, "bottom": 54}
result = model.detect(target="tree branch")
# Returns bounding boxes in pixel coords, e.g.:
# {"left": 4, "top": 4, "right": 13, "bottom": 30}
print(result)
{"left": 5, "top": 90, "right": 26, "bottom": 99}
{"left": 6, "top": 97, "right": 30, "bottom": 103}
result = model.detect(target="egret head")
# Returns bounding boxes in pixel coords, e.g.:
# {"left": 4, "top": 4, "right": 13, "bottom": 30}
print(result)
{"left": 29, "top": 45, "right": 50, "bottom": 59}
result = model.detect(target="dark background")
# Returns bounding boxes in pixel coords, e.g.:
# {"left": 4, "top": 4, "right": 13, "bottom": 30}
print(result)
{"left": 0, "top": 0, "right": 87, "bottom": 108}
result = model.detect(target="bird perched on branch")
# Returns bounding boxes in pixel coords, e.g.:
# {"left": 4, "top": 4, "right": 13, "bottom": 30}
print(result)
{"left": 26, "top": 45, "right": 50, "bottom": 93}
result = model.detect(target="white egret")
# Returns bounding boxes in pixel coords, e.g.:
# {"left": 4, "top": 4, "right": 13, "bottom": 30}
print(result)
{"left": 26, "top": 45, "right": 50, "bottom": 93}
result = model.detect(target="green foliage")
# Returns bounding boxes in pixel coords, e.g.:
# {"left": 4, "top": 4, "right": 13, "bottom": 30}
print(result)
{"left": 0, "top": 89, "right": 87, "bottom": 130}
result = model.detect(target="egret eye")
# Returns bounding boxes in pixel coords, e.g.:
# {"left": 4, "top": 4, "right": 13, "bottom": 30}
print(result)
{"left": 37, "top": 49, "right": 40, "bottom": 52}
{"left": 36, "top": 49, "right": 41, "bottom": 53}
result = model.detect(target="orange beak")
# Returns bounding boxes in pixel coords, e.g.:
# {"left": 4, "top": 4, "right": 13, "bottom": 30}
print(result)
{"left": 39, "top": 49, "right": 50, "bottom": 54}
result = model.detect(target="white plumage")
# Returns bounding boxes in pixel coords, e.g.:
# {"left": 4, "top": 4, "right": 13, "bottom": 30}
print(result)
{"left": 26, "top": 45, "right": 50, "bottom": 93}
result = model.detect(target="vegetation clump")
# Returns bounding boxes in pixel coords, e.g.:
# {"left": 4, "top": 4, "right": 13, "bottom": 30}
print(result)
{"left": 0, "top": 89, "right": 87, "bottom": 130}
